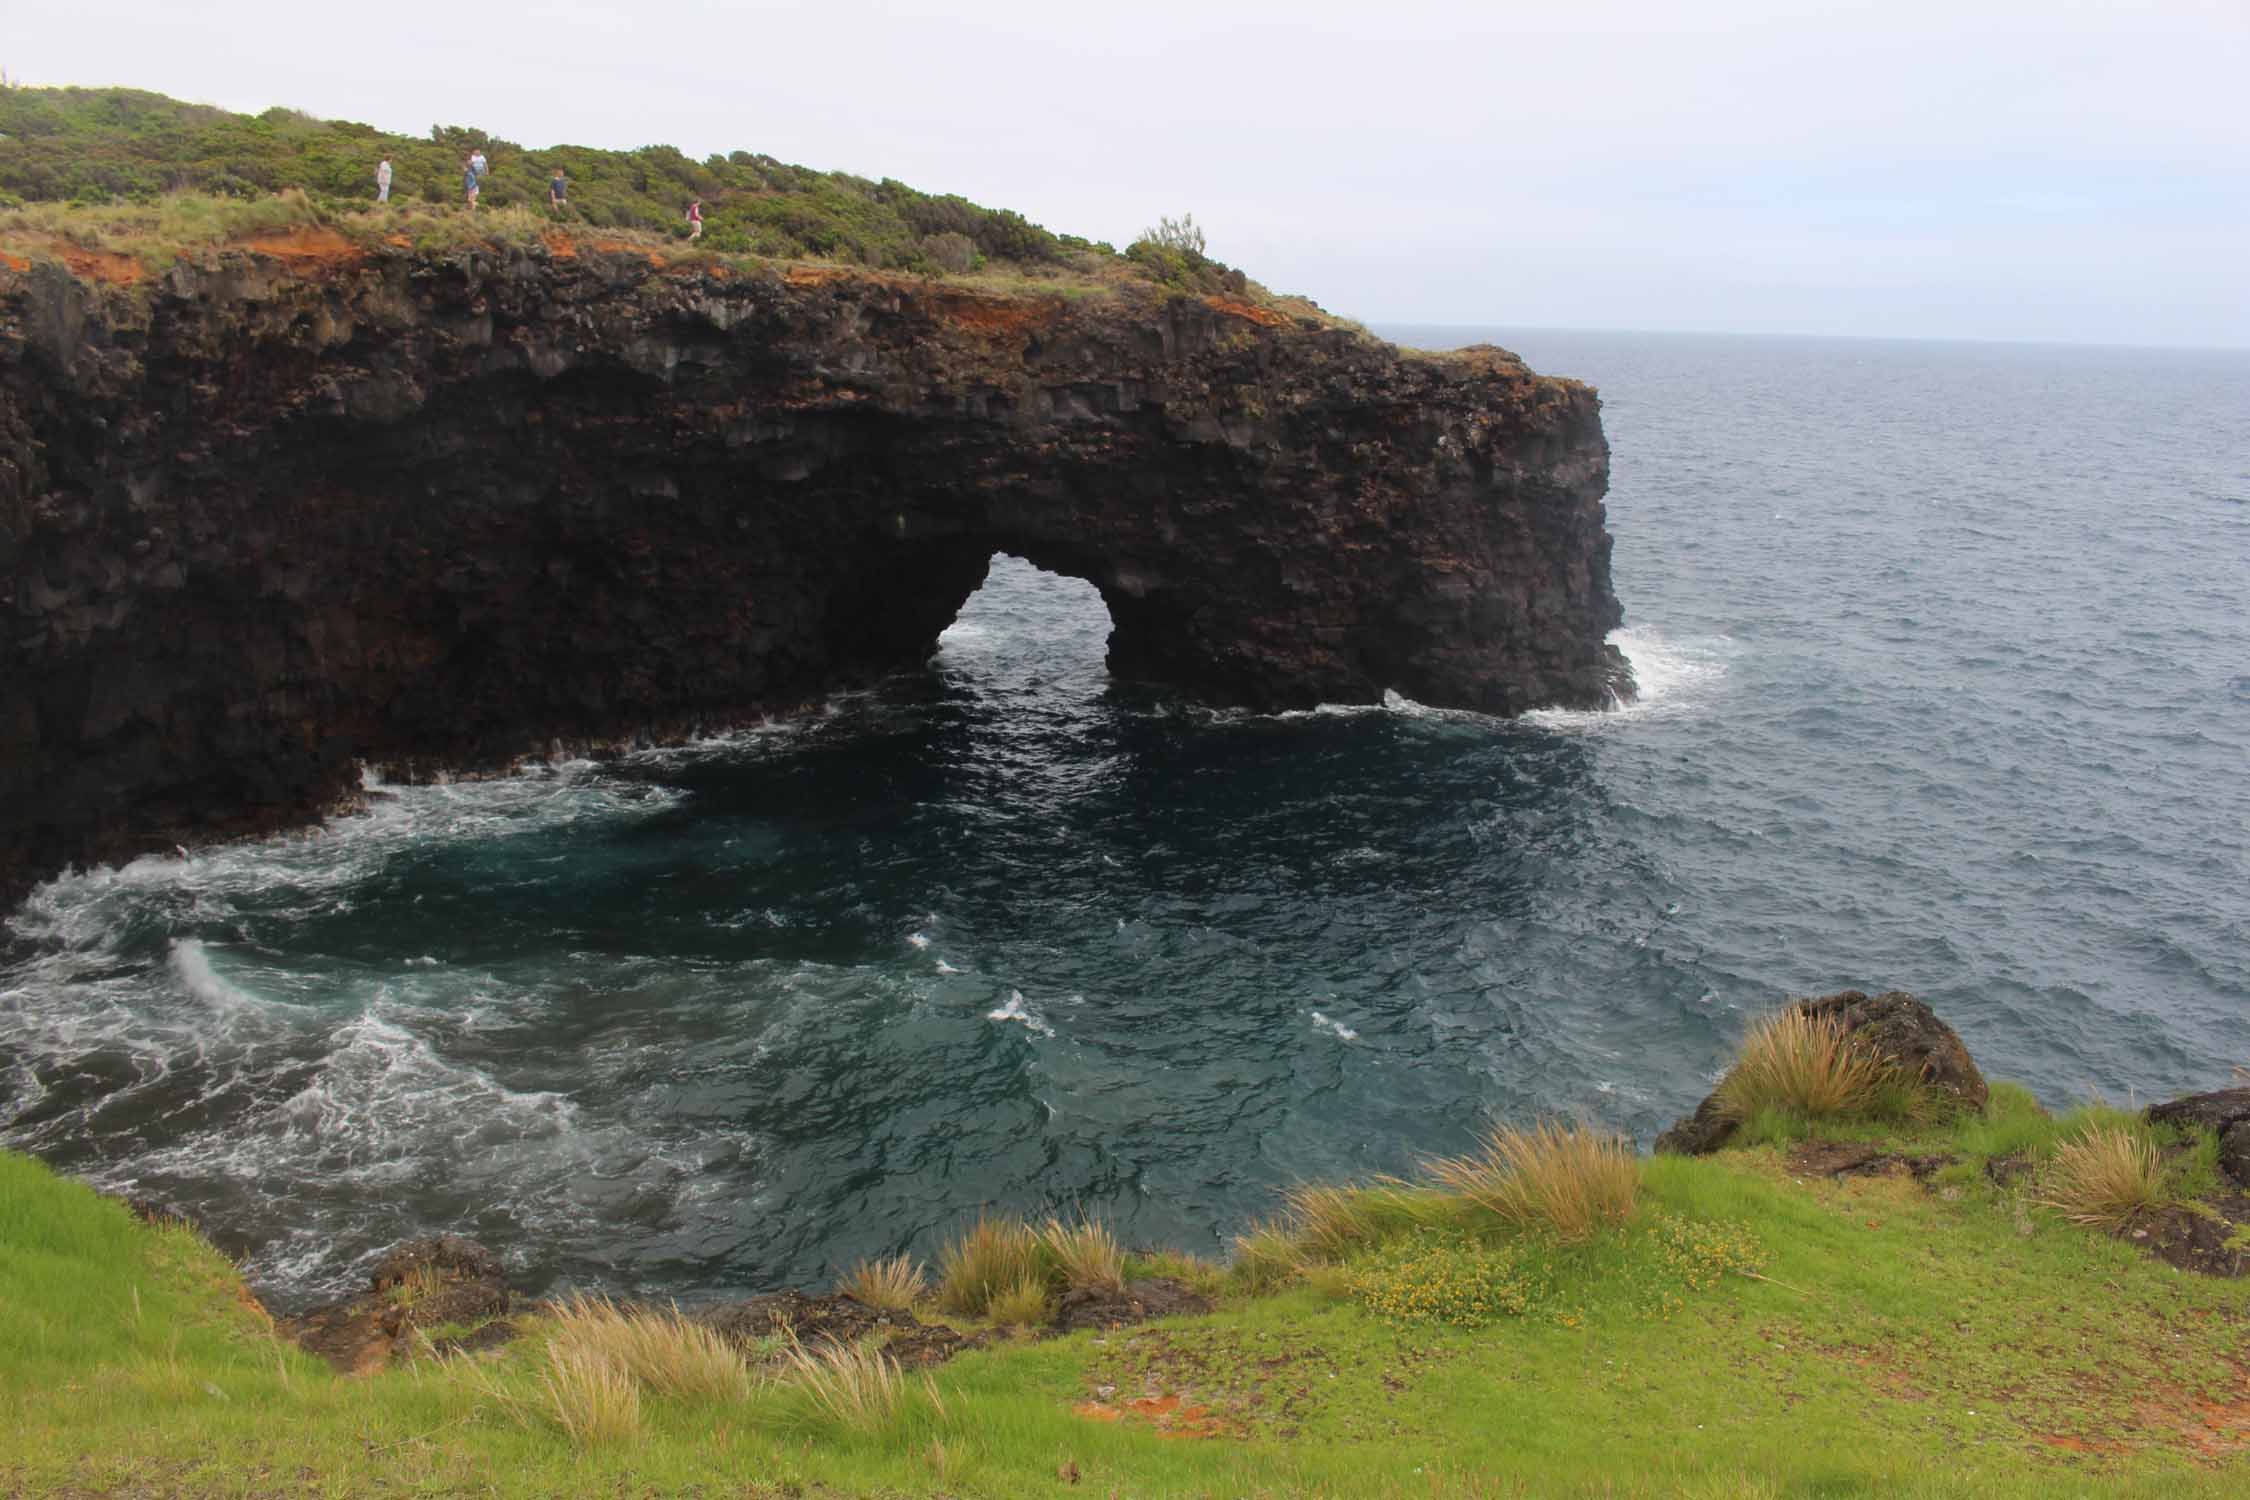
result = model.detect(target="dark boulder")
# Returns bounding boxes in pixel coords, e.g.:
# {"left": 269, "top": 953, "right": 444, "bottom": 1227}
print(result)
{"left": 1655, "top": 988, "right": 1986, "bottom": 1156}
{"left": 2145, "top": 1087, "right": 2250, "bottom": 1191}
{"left": 1651, "top": 1095, "right": 1735, "bottom": 1158}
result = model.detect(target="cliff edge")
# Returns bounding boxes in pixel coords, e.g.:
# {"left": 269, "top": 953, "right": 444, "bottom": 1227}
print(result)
{"left": 0, "top": 236, "right": 1628, "bottom": 897}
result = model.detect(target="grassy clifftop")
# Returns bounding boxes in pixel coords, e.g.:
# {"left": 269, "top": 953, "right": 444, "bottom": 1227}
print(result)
{"left": 0, "top": 84, "right": 1251, "bottom": 297}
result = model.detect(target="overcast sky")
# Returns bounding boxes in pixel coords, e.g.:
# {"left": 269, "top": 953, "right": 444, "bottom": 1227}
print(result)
{"left": 9, "top": 1, "right": 2246, "bottom": 346}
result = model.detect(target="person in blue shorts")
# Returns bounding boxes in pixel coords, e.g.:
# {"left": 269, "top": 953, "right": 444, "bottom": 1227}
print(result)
{"left": 464, "top": 161, "right": 480, "bottom": 211}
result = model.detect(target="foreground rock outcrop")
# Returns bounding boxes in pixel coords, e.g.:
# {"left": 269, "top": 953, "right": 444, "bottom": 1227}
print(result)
{"left": 1656, "top": 989, "right": 1988, "bottom": 1156}
{"left": 0, "top": 238, "right": 1628, "bottom": 896}
{"left": 278, "top": 1234, "right": 514, "bottom": 1374}
{"left": 2146, "top": 1087, "right": 2250, "bottom": 1194}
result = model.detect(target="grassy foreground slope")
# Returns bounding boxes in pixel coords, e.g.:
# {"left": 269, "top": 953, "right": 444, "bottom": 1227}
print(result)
{"left": 5, "top": 1088, "right": 2247, "bottom": 1500}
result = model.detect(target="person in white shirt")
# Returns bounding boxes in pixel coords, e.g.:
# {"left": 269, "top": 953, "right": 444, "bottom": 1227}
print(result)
{"left": 376, "top": 158, "right": 392, "bottom": 203}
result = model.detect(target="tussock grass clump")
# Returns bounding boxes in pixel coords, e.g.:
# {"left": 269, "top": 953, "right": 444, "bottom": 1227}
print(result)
{"left": 1282, "top": 1180, "right": 1460, "bottom": 1261}
{"left": 985, "top": 1274, "right": 1052, "bottom": 1329}
{"left": 838, "top": 1253, "right": 926, "bottom": 1311}
{"left": 935, "top": 1215, "right": 1049, "bottom": 1316}
{"left": 1714, "top": 1009, "right": 1890, "bottom": 1122}
{"left": 538, "top": 1340, "right": 642, "bottom": 1446}
{"left": 2041, "top": 1124, "right": 2165, "bottom": 1229}
{"left": 779, "top": 1339, "right": 931, "bottom": 1432}
{"left": 1228, "top": 1220, "right": 1306, "bottom": 1293}
{"left": 545, "top": 1293, "right": 749, "bottom": 1402}
{"left": 1038, "top": 1217, "right": 1124, "bottom": 1294}
{"left": 1428, "top": 1122, "right": 1640, "bottom": 1243}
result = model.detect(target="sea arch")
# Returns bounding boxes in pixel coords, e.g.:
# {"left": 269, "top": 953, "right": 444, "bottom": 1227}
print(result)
{"left": 0, "top": 248, "right": 1628, "bottom": 893}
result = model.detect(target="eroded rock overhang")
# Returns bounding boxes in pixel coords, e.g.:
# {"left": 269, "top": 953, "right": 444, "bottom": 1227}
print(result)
{"left": 0, "top": 241, "right": 1630, "bottom": 894}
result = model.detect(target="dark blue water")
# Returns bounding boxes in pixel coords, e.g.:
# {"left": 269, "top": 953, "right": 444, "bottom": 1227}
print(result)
{"left": 3, "top": 329, "right": 2245, "bottom": 1307}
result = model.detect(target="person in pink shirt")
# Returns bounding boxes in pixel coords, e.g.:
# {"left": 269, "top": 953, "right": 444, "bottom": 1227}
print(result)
{"left": 686, "top": 199, "right": 703, "bottom": 240}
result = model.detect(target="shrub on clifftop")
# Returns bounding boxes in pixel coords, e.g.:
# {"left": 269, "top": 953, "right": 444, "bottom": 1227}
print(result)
{"left": 0, "top": 85, "right": 1070, "bottom": 274}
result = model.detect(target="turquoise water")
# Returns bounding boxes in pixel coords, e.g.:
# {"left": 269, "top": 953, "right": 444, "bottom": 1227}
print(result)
{"left": 3, "top": 328, "right": 2245, "bottom": 1307}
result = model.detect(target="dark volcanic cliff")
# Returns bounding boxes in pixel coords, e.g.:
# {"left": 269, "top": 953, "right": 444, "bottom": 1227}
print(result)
{"left": 0, "top": 236, "right": 1627, "bottom": 897}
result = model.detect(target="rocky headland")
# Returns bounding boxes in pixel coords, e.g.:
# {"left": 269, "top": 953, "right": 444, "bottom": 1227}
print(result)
{"left": 0, "top": 234, "right": 1627, "bottom": 901}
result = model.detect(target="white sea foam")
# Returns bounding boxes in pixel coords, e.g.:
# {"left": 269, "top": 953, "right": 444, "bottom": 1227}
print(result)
{"left": 1310, "top": 1010, "right": 1360, "bottom": 1042}
{"left": 1523, "top": 627, "right": 1733, "bottom": 730}
{"left": 986, "top": 990, "right": 1054, "bottom": 1037}
{"left": 13, "top": 766, "right": 686, "bottom": 954}
{"left": 907, "top": 932, "right": 931, "bottom": 950}
{"left": 169, "top": 938, "right": 262, "bottom": 1014}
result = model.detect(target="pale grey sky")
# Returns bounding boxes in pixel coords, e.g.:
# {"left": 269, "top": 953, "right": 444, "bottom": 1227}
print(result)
{"left": 9, "top": 1, "right": 2247, "bottom": 346}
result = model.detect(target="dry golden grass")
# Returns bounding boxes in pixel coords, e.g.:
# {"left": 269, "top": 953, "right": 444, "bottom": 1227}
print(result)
{"left": 383, "top": 1262, "right": 445, "bottom": 1307}
{"left": 1038, "top": 1217, "right": 1124, "bottom": 1293}
{"left": 985, "top": 1273, "right": 1052, "bottom": 1329}
{"left": 779, "top": 1338, "right": 929, "bottom": 1432}
{"left": 537, "top": 1340, "right": 642, "bottom": 1446}
{"left": 1229, "top": 1220, "right": 1305, "bottom": 1293}
{"left": 1281, "top": 1179, "right": 1460, "bottom": 1260}
{"left": 1714, "top": 1009, "right": 1890, "bottom": 1122}
{"left": 1427, "top": 1122, "right": 1640, "bottom": 1243}
{"left": 1282, "top": 1183, "right": 1380, "bottom": 1261}
{"left": 2041, "top": 1124, "right": 2165, "bottom": 1229}
{"left": 838, "top": 1253, "right": 926, "bottom": 1311}
{"left": 545, "top": 1292, "right": 749, "bottom": 1402}
{"left": 935, "top": 1215, "right": 1048, "bottom": 1316}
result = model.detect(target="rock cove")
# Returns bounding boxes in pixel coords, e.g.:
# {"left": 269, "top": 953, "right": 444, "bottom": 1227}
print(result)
{"left": 0, "top": 239, "right": 1627, "bottom": 898}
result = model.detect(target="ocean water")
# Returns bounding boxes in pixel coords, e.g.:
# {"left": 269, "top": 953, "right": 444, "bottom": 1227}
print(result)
{"left": 3, "top": 328, "right": 2245, "bottom": 1309}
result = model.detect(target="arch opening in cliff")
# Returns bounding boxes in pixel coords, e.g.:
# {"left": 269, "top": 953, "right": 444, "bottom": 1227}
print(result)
{"left": 931, "top": 554, "right": 1117, "bottom": 691}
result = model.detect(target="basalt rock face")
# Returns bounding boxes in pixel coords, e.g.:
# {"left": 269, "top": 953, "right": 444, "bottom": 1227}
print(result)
{"left": 0, "top": 240, "right": 1628, "bottom": 896}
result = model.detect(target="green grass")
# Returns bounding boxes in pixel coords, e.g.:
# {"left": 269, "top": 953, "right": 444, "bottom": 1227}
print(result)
{"left": 6, "top": 1102, "right": 2249, "bottom": 1497}
{"left": 0, "top": 82, "right": 1324, "bottom": 319}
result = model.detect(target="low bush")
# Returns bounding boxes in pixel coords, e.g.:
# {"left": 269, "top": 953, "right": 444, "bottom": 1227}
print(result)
{"left": 918, "top": 230, "right": 976, "bottom": 273}
{"left": 1342, "top": 1232, "right": 1544, "bottom": 1329}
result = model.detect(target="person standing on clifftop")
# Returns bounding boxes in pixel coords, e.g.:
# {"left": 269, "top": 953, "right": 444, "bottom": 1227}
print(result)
{"left": 375, "top": 157, "right": 392, "bottom": 203}
{"left": 463, "top": 159, "right": 480, "bottom": 211}
{"left": 549, "top": 168, "right": 568, "bottom": 212}
{"left": 686, "top": 198, "right": 703, "bottom": 239}
{"left": 470, "top": 148, "right": 488, "bottom": 179}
